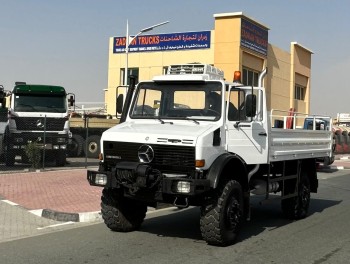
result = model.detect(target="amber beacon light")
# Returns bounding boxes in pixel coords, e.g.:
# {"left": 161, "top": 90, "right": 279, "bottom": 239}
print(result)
{"left": 233, "top": 71, "right": 242, "bottom": 83}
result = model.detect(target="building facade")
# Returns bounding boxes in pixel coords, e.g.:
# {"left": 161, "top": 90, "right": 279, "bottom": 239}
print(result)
{"left": 105, "top": 12, "right": 312, "bottom": 117}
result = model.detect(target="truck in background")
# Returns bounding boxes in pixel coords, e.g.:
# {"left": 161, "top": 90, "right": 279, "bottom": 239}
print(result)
{"left": 68, "top": 113, "right": 119, "bottom": 158}
{"left": 87, "top": 64, "right": 333, "bottom": 246}
{"left": 0, "top": 82, "right": 74, "bottom": 166}
{"left": 0, "top": 85, "right": 8, "bottom": 161}
{"left": 67, "top": 86, "right": 127, "bottom": 158}
{"left": 331, "top": 113, "right": 350, "bottom": 155}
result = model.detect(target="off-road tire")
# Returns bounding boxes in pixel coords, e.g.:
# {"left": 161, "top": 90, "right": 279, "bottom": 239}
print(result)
{"left": 4, "top": 130, "right": 15, "bottom": 166}
{"left": 200, "top": 180, "right": 243, "bottom": 246}
{"left": 281, "top": 170, "right": 310, "bottom": 219}
{"left": 101, "top": 189, "right": 147, "bottom": 232}
{"left": 67, "top": 134, "right": 84, "bottom": 157}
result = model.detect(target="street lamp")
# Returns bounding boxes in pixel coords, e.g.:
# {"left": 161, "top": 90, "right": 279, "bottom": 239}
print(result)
{"left": 123, "top": 20, "right": 169, "bottom": 86}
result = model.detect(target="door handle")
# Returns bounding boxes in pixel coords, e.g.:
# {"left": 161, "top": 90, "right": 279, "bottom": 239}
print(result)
{"left": 259, "top": 132, "right": 267, "bottom": 136}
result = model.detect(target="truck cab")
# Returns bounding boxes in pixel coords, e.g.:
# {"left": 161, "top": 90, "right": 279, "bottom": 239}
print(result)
{"left": 3, "top": 83, "right": 74, "bottom": 166}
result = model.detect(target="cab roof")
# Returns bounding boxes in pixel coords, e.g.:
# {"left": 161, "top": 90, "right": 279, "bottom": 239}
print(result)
{"left": 13, "top": 84, "right": 66, "bottom": 95}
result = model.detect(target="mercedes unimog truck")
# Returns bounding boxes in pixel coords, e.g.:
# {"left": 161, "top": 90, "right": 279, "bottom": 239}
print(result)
{"left": 1, "top": 82, "right": 74, "bottom": 166}
{"left": 87, "top": 64, "right": 333, "bottom": 246}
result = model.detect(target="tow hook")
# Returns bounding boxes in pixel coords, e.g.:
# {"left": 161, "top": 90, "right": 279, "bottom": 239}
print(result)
{"left": 173, "top": 197, "right": 189, "bottom": 208}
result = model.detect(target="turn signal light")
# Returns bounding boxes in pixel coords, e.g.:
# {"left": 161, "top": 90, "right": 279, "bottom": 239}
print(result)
{"left": 195, "top": 159, "right": 205, "bottom": 167}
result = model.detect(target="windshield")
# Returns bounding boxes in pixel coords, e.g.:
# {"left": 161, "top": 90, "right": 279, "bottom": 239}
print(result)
{"left": 13, "top": 94, "right": 67, "bottom": 113}
{"left": 130, "top": 82, "right": 223, "bottom": 121}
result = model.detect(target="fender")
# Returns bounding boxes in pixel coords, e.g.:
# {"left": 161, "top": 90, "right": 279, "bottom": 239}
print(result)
{"left": 207, "top": 153, "right": 248, "bottom": 189}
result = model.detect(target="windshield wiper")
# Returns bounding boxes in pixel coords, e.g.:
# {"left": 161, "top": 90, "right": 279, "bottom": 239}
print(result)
{"left": 158, "top": 118, "right": 173, "bottom": 124}
{"left": 185, "top": 117, "right": 199, "bottom": 125}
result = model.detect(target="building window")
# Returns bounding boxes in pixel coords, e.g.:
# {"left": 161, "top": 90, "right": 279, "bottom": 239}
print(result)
{"left": 121, "top": 68, "right": 139, "bottom": 85}
{"left": 242, "top": 68, "right": 259, "bottom": 86}
{"left": 294, "top": 84, "right": 305, "bottom": 100}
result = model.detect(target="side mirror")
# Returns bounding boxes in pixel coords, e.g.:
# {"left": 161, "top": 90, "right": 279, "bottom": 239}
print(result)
{"left": 116, "top": 94, "right": 124, "bottom": 114}
{"left": 245, "top": 94, "right": 256, "bottom": 118}
{"left": 68, "top": 94, "right": 75, "bottom": 107}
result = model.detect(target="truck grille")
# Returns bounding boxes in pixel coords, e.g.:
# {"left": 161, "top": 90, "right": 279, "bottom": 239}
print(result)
{"left": 14, "top": 117, "right": 67, "bottom": 131}
{"left": 104, "top": 141, "right": 195, "bottom": 171}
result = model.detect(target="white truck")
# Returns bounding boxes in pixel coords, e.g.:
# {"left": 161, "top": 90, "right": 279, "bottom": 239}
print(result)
{"left": 1, "top": 82, "right": 74, "bottom": 166}
{"left": 87, "top": 64, "right": 333, "bottom": 246}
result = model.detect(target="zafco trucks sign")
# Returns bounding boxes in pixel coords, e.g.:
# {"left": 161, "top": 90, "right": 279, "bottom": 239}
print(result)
{"left": 241, "top": 18, "right": 268, "bottom": 56}
{"left": 113, "top": 31, "right": 211, "bottom": 53}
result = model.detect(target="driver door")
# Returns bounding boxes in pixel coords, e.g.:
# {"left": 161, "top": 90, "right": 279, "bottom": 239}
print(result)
{"left": 225, "top": 87, "right": 268, "bottom": 164}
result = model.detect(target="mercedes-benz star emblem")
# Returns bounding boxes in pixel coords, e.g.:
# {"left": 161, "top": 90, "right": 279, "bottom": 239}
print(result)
{"left": 36, "top": 119, "right": 44, "bottom": 129}
{"left": 138, "top": 145, "right": 154, "bottom": 163}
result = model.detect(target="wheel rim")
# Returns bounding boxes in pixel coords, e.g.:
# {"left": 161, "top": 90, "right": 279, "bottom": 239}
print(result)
{"left": 225, "top": 195, "right": 241, "bottom": 231}
{"left": 89, "top": 142, "right": 98, "bottom": 153}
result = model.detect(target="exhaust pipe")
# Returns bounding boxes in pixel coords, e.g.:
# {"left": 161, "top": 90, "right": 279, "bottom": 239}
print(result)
{"left": 258, "top": 68, "right": 268, "bottom": 87}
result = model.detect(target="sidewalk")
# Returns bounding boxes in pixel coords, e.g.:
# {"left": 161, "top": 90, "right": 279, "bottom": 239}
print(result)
{"left": 0, "top": 155, "right": 349, "bottom": 225}
{"left": 0, "top": 168, "right": 102, "bottom": 222}
{"left": 321, "top": 155, "right": 350, "bottom": 170}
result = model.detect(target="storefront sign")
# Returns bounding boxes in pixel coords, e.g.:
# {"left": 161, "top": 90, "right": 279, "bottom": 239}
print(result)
{"left": 113, "top": 31, "right": 211, "bottom": 53}
{"left": 241, "top": 19, "right": 268, "bottom": 56}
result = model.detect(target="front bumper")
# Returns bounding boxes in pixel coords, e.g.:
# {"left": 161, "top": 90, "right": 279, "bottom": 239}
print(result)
{"left": 8, "top": 132, "right": 69, "bottom": 150}
{"left": 87, "top": 169, "right": 210, "bottom": 196}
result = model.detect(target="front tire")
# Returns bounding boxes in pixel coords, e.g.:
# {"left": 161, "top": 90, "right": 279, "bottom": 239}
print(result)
{"left": 55, "top": 150, "right": 66, "bottom": 167}
{"left": 67, "top": 135, "right": 84, "bottom": 157}
{"left": 101, "top": 189, "right": 147, "bottom": 232}
{"left": 5, "top": 146, "right": 15, "bottom": 166}
{"left": 200, "top": 180, "right": 243, "bottom": 246}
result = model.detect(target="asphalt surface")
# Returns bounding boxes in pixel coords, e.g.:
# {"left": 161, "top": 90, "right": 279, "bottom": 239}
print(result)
{"left": 0, "top": 155, "right": 349, "bottom": 242}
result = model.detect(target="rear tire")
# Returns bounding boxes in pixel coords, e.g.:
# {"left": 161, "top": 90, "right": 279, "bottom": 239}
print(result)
{"left": 101, "top": 189, "right": 147, "bottom": 232}
{"left": 85, "top": 135, "right": 100, "bottom": 158}
{"left": 200, "top": 180, "right": 243, "bottom": 246}
{"left": 281, "top": 170, "right": 310, "bottom": 219}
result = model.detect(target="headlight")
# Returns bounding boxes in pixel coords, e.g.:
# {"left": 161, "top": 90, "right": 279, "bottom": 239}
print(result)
{"left": 95, "top": 173, "right": 107, "bottom": 186}
{"left": 176, "top": 181, "right": 191, "bottom": 193}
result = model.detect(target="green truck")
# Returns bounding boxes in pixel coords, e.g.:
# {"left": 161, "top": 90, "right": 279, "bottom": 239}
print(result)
{"left": 0, "top": 82, "right": 74, "bottom": 166}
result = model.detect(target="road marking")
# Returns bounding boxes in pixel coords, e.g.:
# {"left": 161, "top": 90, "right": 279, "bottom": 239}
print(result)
{"left": 37, "top": 221, "right": 75, "bottom": 230}
{"left": 1, "top": 200, "right": 18, "bottom": 206}
{"left": 29, "top": 209, "right": 43, "bottom": 217}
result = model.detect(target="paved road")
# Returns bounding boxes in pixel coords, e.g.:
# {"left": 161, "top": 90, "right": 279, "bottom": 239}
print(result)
{"left": 0, "top": 169, "right": 350, "bottom": 264}
{"left": 0, "top": 155, "right": 349, "bottom": 248}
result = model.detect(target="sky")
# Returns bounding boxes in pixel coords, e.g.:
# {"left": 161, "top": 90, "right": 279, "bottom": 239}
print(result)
{"left": 1, "top": 0, "right": 349, "bottom": 117}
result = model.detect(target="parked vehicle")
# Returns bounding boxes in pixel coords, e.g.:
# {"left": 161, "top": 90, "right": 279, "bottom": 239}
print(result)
{"left": 0, "top": 82, "right": 74, "bottom": 166}
{"left": 68, "top": 113, "right": 119, "bottom": 158}
{"left": 87, "top": 64, "right": 333, "bottom": 246}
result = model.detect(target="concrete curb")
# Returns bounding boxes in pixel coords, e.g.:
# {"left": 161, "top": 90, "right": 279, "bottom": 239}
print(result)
{"left": 41, "top": 209, "right": 102, "bottom": 222}
{"left": 38, "top": 206, "right": 158, "bottom": 223}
